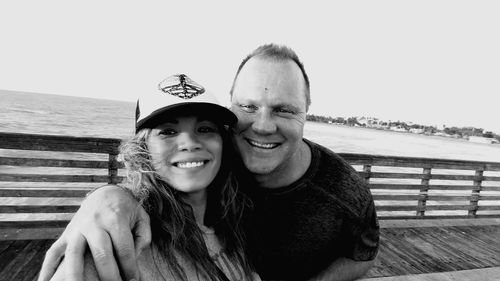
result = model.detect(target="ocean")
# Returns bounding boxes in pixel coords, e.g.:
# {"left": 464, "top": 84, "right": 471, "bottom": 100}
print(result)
{"left": 1, "top": 90, "right": 500, "bottom": 163}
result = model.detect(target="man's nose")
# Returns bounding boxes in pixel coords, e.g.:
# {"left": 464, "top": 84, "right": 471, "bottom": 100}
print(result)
{"left": 251, "top": 110, "right": 277, "bottom": 134}
{"left": 177, "top": 132, "right": 202, "bottom": 151}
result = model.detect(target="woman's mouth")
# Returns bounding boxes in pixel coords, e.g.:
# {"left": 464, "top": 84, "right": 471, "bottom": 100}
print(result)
{"left": 173, "top": 160, "right": 208, "bottom": 169}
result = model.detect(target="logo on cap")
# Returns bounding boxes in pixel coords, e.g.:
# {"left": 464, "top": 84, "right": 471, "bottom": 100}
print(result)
{"left": 158, "top": 74, "right": 205, "bottom": 99}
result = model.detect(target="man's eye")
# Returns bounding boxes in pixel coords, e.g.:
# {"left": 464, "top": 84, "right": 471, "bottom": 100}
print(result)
{"left": 276, "top": 108, "right": 295, "bottom": 114}
{"left": 239, "top": 104, "right": 258, "bottom": 112}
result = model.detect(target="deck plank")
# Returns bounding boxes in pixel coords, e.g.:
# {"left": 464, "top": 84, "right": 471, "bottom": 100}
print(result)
{"left": 0, "top": 239, "right": 54, "bottom": 281}
{"left": 364, "top": 224, "right": 500, "bottom": 278}
{"left": 360, "top": 266, "right": 500, "bottom": 281}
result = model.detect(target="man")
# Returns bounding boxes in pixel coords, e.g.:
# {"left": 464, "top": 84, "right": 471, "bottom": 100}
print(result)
{"left": 39, "top": 44, "right": 379, "bottom": 281}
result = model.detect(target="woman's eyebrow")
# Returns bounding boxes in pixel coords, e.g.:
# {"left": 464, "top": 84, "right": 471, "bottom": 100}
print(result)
{"left": 157, "top": 118, "right": 178, "bottom": 126}
{"left": 196, "top": 116, "right": 216, "bottom": 123}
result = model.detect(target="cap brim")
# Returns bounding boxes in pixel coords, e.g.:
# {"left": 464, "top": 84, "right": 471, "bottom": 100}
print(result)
{"left": 136, "top": 102, "right": 237, "bottom": 132}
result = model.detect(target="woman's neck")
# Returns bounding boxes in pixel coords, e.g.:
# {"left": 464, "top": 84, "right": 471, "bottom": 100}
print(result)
{"left": 182, "top": 190, "right": 207, "bottom": 226}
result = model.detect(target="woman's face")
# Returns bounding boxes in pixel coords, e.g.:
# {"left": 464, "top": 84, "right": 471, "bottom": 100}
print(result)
{"left": 147, "top": 116, "right": 223, "bottom": 195}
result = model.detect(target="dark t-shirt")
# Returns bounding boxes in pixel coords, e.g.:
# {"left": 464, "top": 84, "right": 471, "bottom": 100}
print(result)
{"left": 243, "top": 139, "right": 379, "bottom": 280}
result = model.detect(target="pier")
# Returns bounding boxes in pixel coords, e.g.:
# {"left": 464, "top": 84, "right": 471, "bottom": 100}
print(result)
{"left": 1, "top": 132, "right": 499, "bottom": 280}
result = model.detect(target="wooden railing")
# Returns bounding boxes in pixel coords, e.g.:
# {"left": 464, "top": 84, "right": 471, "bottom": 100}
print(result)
{"left": 1, "top": 133, "right": 499, "bottom": 239}
{"left": 0, "top": 132, "right": 123, "bottom": 239}
{"left": 340, "top": 153, "right": 500, "bottom": 220}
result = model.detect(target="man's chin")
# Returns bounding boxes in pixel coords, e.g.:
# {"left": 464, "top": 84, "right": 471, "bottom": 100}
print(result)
{"left": 243, "top": 159, "right": 277, "bottom": 176}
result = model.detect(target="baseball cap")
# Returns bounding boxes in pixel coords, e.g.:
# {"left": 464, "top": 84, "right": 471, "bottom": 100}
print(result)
{"left": 135, "top": 74, "right": 237, "bottom": 132}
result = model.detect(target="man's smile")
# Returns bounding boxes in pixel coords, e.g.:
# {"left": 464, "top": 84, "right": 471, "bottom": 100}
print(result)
{"left": 246, "top": 138, "right": 280, "bottom": 149}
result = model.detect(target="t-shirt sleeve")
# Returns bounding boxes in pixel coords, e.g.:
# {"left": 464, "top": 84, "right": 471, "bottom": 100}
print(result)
{"left": 342, "top": 194, "right": 380, "bottom": 261}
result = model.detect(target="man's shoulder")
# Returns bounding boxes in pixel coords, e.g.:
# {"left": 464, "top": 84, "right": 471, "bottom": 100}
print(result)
{"left": 304, "top": 139, "right": 373, "bottom": 214}
{"left": 305, "top": 139, "right": 355, "bottom": 176}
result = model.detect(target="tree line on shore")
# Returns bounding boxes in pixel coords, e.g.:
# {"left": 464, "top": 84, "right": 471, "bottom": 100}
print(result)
{"left": 306, "top": 114, "right": 500, "bottom": 142}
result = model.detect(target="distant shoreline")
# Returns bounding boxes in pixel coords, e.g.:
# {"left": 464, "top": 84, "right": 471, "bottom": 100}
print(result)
{"left": 307, "top": 121, "right": 500, "bottom": 146}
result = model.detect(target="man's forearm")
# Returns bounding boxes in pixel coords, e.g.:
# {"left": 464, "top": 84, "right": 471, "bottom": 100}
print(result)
{"left": 309, "top": 257, "right": 375, "bottom": 281}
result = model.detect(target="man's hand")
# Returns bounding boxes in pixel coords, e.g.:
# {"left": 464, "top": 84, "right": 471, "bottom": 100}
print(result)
{"left": 38, "top": 185, "right": 151, "bottom": 281}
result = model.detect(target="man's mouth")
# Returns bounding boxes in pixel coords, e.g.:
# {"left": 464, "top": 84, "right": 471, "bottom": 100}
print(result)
{"left": 247, "top": 139, "right": 280, "bottom": 149}
{"left": 173, "top": 161, "right": 208, "bottom": 169}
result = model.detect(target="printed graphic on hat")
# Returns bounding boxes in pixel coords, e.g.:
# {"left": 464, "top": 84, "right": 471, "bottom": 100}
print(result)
{"left": 158, "top": 74, "right": 205, "bottom": 99}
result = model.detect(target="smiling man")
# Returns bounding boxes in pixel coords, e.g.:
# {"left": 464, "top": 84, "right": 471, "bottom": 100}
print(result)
{"left": 226, "top": 45, "right": 379, "bottom": 280}
{"left": 230, "top": 55, "right": 310, "bottom": 188}
{"left": 39, "top": 44, "right": 379, "bottom": 281}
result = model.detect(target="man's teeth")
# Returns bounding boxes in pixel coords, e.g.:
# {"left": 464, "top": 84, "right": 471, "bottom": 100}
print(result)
{"left": 248, "top": 140, "right": 278, "bottom": 149}
{"left": 176, "top": 161, "right": 205, "bottom": 168}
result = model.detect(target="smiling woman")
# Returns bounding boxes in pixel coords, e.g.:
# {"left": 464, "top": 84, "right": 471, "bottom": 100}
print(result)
{"left": 49, "top": 74, "right": 260, "bottom": 281}
{"left": 146, "top": 116, "right": 223, "bottom": 195}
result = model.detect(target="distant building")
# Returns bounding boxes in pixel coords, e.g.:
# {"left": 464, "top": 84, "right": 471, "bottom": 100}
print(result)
{"left": 356, "top": 116, "right": 381, "bottom": 128}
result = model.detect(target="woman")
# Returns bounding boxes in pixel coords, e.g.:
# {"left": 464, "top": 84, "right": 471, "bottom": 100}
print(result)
{"left": 51, "top": 74, "right": 259, "bottom": 281}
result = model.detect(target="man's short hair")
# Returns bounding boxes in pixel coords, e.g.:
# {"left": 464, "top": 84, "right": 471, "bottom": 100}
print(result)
{"left": 230, "top": 44, "right": 311, "bottom": 111}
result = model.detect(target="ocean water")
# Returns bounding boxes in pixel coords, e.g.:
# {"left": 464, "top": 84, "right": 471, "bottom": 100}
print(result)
{"left": 0, "top": 90, "right": 136, "bottom": 139}
{"left": 2, "top": 90, "right": 500, "bottom": 162}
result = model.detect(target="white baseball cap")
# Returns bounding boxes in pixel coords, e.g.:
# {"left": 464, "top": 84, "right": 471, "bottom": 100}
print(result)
{"left": 135, "top": 74, "right": 237, "bottom": 132}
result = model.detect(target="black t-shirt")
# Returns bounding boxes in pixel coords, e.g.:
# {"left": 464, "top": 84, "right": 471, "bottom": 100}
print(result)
{"left": 243, "top": 139, "right": 379, "bottom": 280}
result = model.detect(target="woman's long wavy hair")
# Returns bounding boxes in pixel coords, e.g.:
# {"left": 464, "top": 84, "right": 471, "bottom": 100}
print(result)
{"left": 119, "top": 122, "right": 253, "bottom": 281}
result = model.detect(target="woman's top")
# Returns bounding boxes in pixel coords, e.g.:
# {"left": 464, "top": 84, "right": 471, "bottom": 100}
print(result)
{"left": 137, "top": 224, "right": 261, "bottom": 281}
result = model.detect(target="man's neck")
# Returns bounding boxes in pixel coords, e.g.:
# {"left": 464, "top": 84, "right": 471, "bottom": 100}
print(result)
{"left": 254, "top": 140, "right": 312, "bottom": 189}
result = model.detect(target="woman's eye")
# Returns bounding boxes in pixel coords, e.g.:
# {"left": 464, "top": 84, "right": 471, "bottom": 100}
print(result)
{"left": 159, "top": 129, "right": 177, "bottom": 136}
{"left": 198, "top": 126, "right": 218, "bottom": 133}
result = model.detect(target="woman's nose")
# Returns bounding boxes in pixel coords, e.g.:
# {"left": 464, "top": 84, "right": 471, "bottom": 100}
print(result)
{"left": 177, "top": 132, "right": 202, "bottom": 151}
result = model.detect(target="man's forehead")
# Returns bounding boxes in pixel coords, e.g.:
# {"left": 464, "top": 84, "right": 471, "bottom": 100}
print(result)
{"left": 231, "top": 58, "right": 307, "bottom": 108}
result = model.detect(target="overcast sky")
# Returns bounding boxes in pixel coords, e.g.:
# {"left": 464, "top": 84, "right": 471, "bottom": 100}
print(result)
{"left": 1, "top": 1, "right": 499, "bottom": 133}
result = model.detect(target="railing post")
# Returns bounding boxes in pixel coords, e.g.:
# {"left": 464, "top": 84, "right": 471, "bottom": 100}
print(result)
{"left": 363, "top": 164, "right": 372, "bottom": 184}
{"left": 468, "top": 169, "right": 484, "bottom": 217}
{"left": 417, "top": 166, "right": 431, "bottom": 217}
{"left": 108, "top": 153, "right": 119, "bottom": 184}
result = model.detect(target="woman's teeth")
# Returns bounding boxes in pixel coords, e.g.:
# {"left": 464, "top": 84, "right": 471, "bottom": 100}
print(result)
{"left": 175, "top": 161, "right": 205, "bottom": 168}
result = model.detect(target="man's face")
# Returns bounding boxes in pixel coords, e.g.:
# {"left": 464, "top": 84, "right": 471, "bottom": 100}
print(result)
{"left": 230, "top": 57, "right": 308, "bottom": 178}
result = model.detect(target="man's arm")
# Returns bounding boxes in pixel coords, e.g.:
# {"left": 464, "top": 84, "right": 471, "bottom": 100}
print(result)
{"left": 38, "top": 185, "right": 151, "bottom": 281}
{"left": 309, "top": 257, "right": 375, "bottom": 281}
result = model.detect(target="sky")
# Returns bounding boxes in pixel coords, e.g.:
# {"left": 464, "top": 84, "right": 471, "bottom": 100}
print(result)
{"left": 1, "top": 1, "right": 499, "bottom": 133}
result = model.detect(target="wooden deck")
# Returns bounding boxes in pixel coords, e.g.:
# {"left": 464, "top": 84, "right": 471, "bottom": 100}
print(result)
{"left": 1, "top": 220, "right": 499, "bottom": 281}
{"left": 0, "top": 239, "right": 53, "bottom": 281}
{"left": 363, "top": 219, "right": 500, "bottom": 280}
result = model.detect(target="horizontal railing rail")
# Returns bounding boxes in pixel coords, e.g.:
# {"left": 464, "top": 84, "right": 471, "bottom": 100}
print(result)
{"left": 339, "top": 153, "right": 500, "bottom": 220}
{"left": 0, "top": 132, "right": 124, "bottom": 239}
{"left": 1, "top": 132, "right": 499, "bottom": 239}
